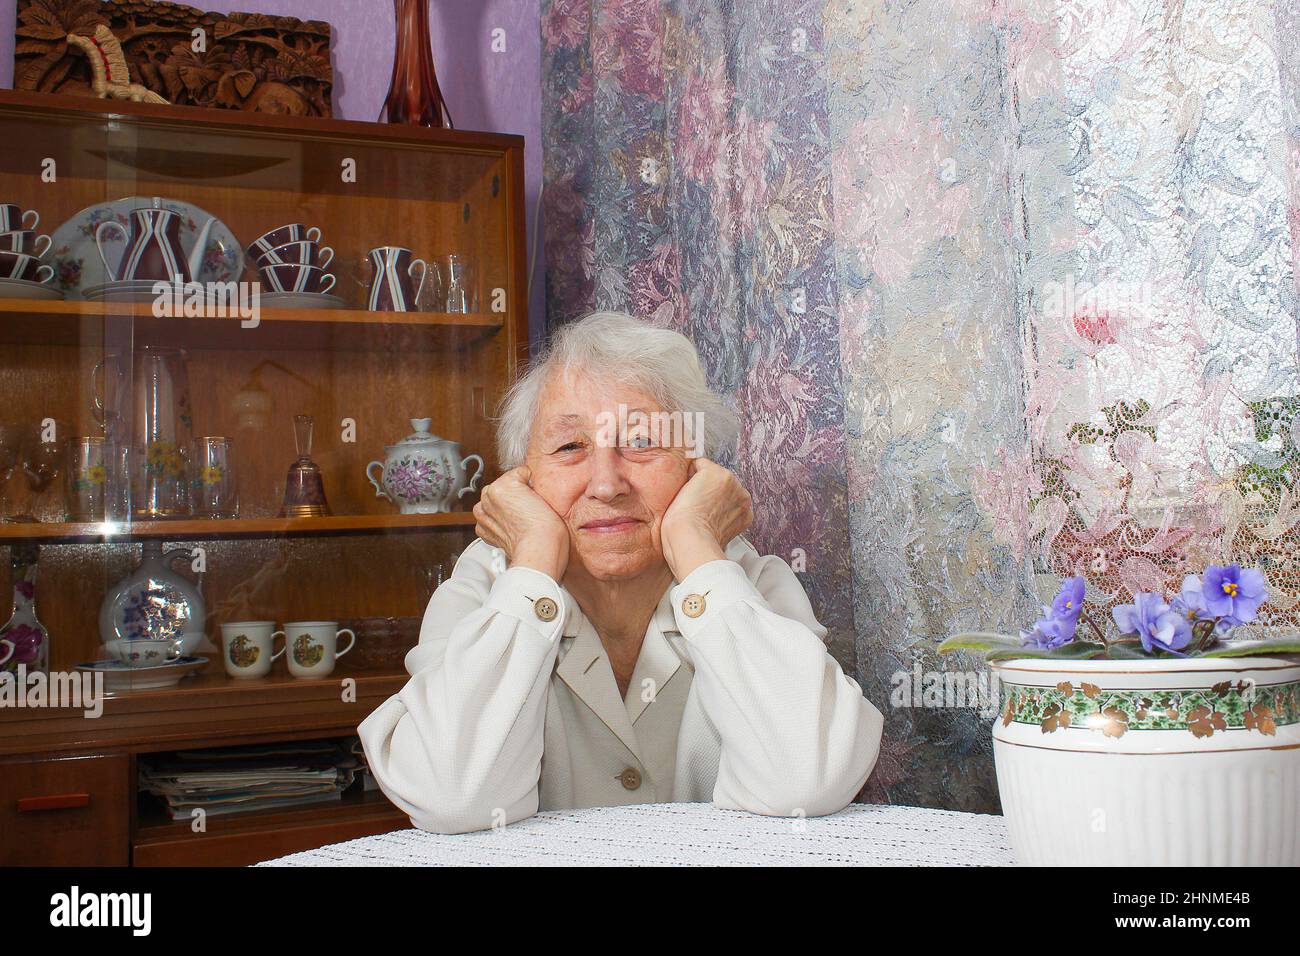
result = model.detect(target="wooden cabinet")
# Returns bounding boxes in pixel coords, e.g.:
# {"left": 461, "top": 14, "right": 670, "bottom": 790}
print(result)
{"left": 0, "top": 752, "right": 130, "bottom": 866}
{"left": 0, "top": 90, "right": 528, "bottom": 864}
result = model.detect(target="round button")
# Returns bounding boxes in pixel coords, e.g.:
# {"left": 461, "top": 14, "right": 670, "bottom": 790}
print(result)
{"left": 681, "top": 593, "right": 706, "bottom": 618}
{"left": 618, "top": 767, "right": 642, "bottom": 791}
{"left": 533, "top": 596, "right": 558, "bottom": 622}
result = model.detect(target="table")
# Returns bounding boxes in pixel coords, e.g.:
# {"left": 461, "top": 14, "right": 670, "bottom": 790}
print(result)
{"left": 258, "top": 802, "right": 1016, "bottom": 866}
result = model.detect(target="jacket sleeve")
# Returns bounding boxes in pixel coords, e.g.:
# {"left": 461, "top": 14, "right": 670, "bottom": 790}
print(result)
{"left": 670, "top": 554, "right": 883, "bottom": 817}
{"left": 358, "top": 549, "right": 566, "bottom": 834}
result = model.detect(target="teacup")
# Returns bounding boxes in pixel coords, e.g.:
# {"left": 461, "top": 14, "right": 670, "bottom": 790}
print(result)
{"left": 0, "top": 204, "right": 39, "bottom": 233}
{"left": 105, "top": 638, "right": 182, "bottom": 668}
{"left": 248, "top": 223, "right": 322, "bottom": 259}
{"left": 0, "top": 250, "right": 54, "bottom": 284}
{"left": 259, "top": 261, "right": 336, "bottom": 295}
{"left": 221, "top": 621, "right": 285, "bottom": 679}
{"left": 257, "top": 240, "right": 333, "bottom": 270}
{"left": 0, "top": 229, "right": 52, "bottom": 258}
{"left": 284, "top": 621, "right": 355, "bottom": 679}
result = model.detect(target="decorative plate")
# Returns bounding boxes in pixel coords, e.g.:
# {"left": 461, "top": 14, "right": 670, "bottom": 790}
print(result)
{"left": 48, "top": 197, "right": 244, "bottom": 300}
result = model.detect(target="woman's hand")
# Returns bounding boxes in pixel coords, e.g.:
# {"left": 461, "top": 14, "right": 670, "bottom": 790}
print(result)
{"left": 473, "top": 466, "right": 570, "bottom": 581}
{"left": 660, "top": 458, "right": 753, "bottom": 580}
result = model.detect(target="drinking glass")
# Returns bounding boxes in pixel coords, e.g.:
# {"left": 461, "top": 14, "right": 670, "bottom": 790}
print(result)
{"left": 435, "top": 254, "right": 477, "bottom": 313}
{"left": 66, "top": 437, "right": 107, "bottom": 521}
{"left": 0, "top": 425, "right": 24, "bottom": 519}
{"left": 20, "top": 429, "right": 62, "bottom": 521}
{"left": 192, "top": 437, "right": 238, "bottom": 518}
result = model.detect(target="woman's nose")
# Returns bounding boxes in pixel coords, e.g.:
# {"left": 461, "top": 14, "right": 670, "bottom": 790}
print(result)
{"left": 585, "top": 445, "right": 631, "bottom": 501}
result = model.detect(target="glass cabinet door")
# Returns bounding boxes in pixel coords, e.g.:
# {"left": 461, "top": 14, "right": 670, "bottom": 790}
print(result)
{"left": 0, "top": 93, "right": 524, "bottom": 701}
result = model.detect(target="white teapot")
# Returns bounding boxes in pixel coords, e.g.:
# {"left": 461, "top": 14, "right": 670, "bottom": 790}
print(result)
{"left": 366, "top": 418, "right": 484, "bottom": 514}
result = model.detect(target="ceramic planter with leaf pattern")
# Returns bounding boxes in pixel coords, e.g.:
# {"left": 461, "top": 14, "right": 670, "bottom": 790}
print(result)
{"left": 942, "top": 566, "right": 1300, "bottom": 865}
{"left": 990, "top": 655, "right": 1300, "bottom": 865}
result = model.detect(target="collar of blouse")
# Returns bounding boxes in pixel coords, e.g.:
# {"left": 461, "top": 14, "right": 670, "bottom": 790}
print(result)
{"left": 554, "top": 586, "right": 685, "bottom": 754}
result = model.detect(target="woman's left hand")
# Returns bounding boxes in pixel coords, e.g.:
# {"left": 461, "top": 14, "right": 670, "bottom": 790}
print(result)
{"left": 661, "top": 457, "right": 753, "bottom": 580}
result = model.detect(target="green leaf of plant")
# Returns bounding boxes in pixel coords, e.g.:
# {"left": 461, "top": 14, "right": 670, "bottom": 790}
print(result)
{"left": 937, "top": 632, "right": 1022, "bottom": 655}
{"left": 985, "top": 647, "right": 1044, "bottom": 660}
{"left": 1200, "top": 640, "right": 1300, "bottom": 658}
{"left": 1045, "top": 641, "right": 1108, "bottom": 659}
{"left": 1101, "top": 643, "right": 1150, "bottom": 659}
{"left": 984, "top": 642, "right": 1104, "bottom": 662}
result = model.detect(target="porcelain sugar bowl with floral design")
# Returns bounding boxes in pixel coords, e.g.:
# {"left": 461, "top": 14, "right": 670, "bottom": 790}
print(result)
{"left": 366, "top": 418, "right": 484, "bottom": 514}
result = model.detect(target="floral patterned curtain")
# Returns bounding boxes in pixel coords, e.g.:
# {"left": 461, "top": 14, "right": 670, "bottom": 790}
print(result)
{"left": 540, "top": 0, "right": 1300, "bottom": 811}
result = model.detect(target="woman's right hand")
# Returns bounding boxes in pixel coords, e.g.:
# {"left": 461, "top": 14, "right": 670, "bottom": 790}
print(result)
{"left": 472, "top": 466, "right": 570, "bottom": 581}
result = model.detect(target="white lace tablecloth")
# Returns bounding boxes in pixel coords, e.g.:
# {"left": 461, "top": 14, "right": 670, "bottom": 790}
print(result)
{"left": 259, "top": 802, "right": 1015, "bottom": 867}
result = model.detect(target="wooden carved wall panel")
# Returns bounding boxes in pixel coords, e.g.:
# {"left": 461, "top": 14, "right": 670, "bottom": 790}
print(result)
{"left": 14, "top": 0, "right": 334, "bottom": 117}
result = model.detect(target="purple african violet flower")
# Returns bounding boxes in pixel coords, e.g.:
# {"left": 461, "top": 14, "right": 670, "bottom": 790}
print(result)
{"left": 1021, "top": 615, "right": 1075, "bottom": 650}
{"left": 1172, "top": 574, "right": 1237, "bottom": 636}
{"left": 1112, "top": 592, "right": 1192, "bottom": 654}
{"left": 1051, "top": 576, "right": 1086, "bottom": 622}
{"left": 1201, "top": 564, "right": 1267, "bottom": 624}
{"left": 1170, "top": 574, "right": 1209, "bottom": 623}
{"left": 1021, "top": 577, "right": 1088, "bottom": 649}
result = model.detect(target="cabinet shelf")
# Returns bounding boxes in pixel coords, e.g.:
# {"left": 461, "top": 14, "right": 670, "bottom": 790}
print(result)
{"left": 0, "top": 512, "right": 475, "bottom": 544}
{"left": 133, "top": 784, "right": 406, "bottom": 846}
{"left": 0, "top": 298, "right": 504, "bottom": 351}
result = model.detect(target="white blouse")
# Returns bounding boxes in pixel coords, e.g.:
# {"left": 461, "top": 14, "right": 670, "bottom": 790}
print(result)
{"left": 359, "top": 537, "right": 883, "bottom": 834}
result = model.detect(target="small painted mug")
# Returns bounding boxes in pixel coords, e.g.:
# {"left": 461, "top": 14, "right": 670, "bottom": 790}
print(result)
{"left": 257, "top": 240, "right": 334, "bottom": 270}
{"left": 284, "top": 621, "right": 355, "bottom": 679}
{"left": 221, "top": 621, "right": 285, "bottom": 679}
{"left": 248, "top": 223, "right": 322, "bottom": 259}
{"left": 105, "top": 638, "right": 182, "bottom": 668}
{"left": 259, "top": 262, "right": 336, "bottom": 294}
{"left": 0, "top": 250, "right": 54, "bottom": 283}
{"left": 0, "top": 204, "right": 39, "bottom": 233}
{"left": 0, "top": 229, "right": 52, "bottom": 258}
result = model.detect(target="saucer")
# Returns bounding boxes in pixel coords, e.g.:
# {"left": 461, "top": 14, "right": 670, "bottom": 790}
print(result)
{"left": 83, "top": 280, "right": 217, "bottom": 305}
{"left": 259, "top": 291, "right": 346, "bottom": 310}
{"left": 76, "top": 655, "right": 208, "bottom": 691}
{"left": 0, "top": 276, "right": 64, "bottom": 300}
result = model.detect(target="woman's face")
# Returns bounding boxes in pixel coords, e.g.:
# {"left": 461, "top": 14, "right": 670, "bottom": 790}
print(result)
{"left": 524, "top": 370, "right": 691, "bottom": 582}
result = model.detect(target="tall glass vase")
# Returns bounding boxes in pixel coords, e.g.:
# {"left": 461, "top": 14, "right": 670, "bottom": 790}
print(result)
{"left": 382, "top": 0, "right": 452, "bottom": 128}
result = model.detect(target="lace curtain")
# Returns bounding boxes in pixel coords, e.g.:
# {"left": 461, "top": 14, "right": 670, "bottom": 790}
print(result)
{"left": 540, "top": 0, "right": 1300, "bottom": 810}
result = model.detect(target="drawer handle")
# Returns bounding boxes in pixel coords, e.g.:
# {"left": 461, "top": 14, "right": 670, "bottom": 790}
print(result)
{"left": 17, "top": 793, "right": 92, "bottom": 812}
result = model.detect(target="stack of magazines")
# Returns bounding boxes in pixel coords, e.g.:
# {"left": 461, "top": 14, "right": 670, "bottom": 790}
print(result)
{"left": 138, "top": 741, "right": 358, "bottom": 820}
{"left": 343, "top": 736, "right": 380, "bottom": 791}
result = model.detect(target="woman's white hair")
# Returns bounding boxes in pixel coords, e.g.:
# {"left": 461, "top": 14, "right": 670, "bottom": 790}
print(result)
{"left": 497, "top": 311, "right": 739, "bottom": 468}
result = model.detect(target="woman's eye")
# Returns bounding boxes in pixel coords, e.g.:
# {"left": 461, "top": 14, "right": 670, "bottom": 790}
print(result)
{"left": 554, "top": 442, "right": 583, "bottom": 453}
{"left": 624, "top": 435, "right": 654, "bottom": 449}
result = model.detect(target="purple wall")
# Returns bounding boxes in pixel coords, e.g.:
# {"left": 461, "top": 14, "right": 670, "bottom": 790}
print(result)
{"left": 0, "top": 0, "right": 545, "bottom": 339}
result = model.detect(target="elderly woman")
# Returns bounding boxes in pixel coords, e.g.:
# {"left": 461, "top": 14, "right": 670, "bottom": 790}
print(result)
{"left": 359, "top": 311, "right": 883, "bottom": 834}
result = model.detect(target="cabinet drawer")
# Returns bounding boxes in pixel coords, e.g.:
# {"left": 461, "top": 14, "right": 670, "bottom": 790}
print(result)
{"left": 0, "top": 753, "right": 130, "bottom": 866}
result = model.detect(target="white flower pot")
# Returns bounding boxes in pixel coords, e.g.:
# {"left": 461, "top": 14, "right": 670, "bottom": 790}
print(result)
{"left": 991, "top": 656, "right": 1300, "bottom": 866}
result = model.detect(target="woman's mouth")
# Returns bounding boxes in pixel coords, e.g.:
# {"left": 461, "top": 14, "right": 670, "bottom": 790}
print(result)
{"left": 579, "top": 516, "right": 644, "bottom": 534}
